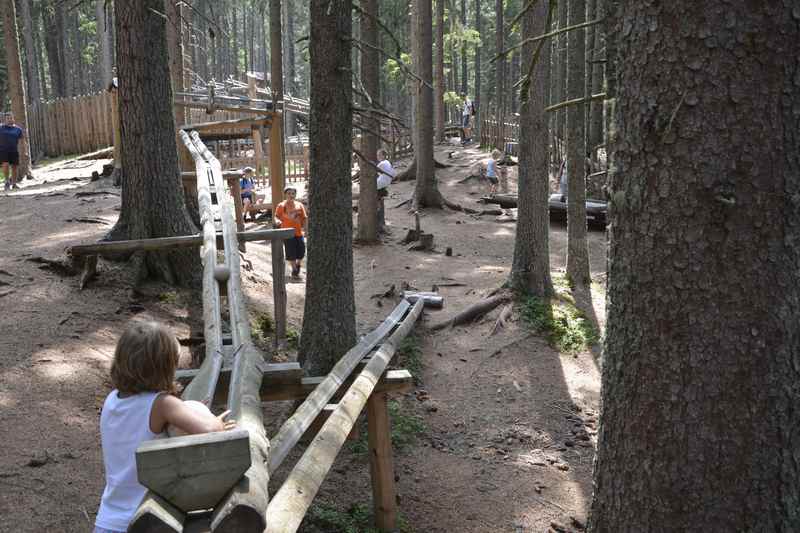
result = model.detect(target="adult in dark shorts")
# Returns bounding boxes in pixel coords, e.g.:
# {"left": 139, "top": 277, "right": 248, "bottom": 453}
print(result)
{"left": 0, "top": 114, "right": 24, "bottom": 191}
{"left": 274, "top": 186, "right": 308, "bottom": 279}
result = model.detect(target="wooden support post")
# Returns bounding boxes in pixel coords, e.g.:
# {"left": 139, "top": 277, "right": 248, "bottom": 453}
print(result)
{"left": 227, "top": 176, "right": 246, "bottom": 252}
{"left": 248, "top": 75, "right": 265, "bottom": 176}
{"left": 269, "top": 111, "right": 285, "bottom": 209}
{"left": 110, "top": 86, "right": 122, "bottom": 175}
{"left": 367, "top": 392, "right": 398, "bottom": 531}
{"left": 271, "top": 238, "right": 287, "bottom": 347}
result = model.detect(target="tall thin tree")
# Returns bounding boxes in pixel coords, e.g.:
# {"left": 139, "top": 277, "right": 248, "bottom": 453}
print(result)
{"left": 299, "top": 0, "right": 357, "bottom": 376}
{"left": 509, "top": 0, "right": 553, "bottom": 297}
{"left": 590, "top": 2, "right": 800, "bottom": 530}
{"left": 412, "top": 0, "right": 442, "bottom": 208}
{"left": 2, "top": 0, "right": 32, "bottom": 179}
{"left": 473, "top": 0, "right": 481, "bottom": 138}
{"left": 433, "top": 0, "right": 445, "bottom": 141}
{"left": 565, "top": 0, "right": 590, "bottom": 288}
{"left": 493, "top": 0, "right": 504, "bottom": 148}
{"left": 356, "top": 0, "right": 380, "bottom": 242}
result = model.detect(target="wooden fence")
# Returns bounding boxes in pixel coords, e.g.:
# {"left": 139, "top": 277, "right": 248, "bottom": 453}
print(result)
{"left": 27, "top": 91, "right": 115, "bottom": 159}
{"left": 479, "top": 115, "right": 520, "bottom": 156}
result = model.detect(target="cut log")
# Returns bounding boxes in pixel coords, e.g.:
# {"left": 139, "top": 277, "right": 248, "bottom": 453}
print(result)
{"left": 481, "top": 193, "right": 518, "bottom": 208}
{"left": 430, "top": 293, "right": 512, "bottom": 331}
{"left": 402, "top": 291, "right": 444, "bottom": 308}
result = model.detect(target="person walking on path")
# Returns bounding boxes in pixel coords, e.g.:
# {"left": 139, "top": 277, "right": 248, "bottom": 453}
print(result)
{"left": 376, "top": 148, "right": 396, "bottom": 232}
{"left": 0, "top": 114, "right": 24, "bottom": 191}
{"left": 461, "top": 94, "right": 474, "bottom": 145}
{"left": 274, "top": 186, "right": 308, "bottom": 279}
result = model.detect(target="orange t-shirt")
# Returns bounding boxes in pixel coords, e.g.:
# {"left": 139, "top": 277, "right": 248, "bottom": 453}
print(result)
{"left": 275, "top": 200, "right": 307, "bottom": 237}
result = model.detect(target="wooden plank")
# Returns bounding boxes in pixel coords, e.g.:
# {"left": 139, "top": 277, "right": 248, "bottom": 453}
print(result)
{"left": 265, "top": 299, "right": 425, "bottom": 533}
{"left": 176, "top": 362, "right": 302, "bottom": 390}
{"left": 179, "top": 115, "right": 272, "bottom": 133}
{"left": 136, "top": 429, "right": 251, "bottom": 512}
{"left": 367, "top": 392, "right": 397, "bottom": 531}
{"left": 267, "top": 300, "right": 412, "bottom": 474}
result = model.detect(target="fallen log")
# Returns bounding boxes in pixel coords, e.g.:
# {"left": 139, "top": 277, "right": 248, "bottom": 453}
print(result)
{"left": 430, "top": 293, "right": 512, "bottom": 331}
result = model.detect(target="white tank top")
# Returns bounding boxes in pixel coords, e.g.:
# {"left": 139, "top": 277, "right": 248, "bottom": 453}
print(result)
{"left": 95, "top": 390, "right": 164, "bottom": 532}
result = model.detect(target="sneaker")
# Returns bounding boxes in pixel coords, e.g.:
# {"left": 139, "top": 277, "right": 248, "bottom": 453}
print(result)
{"left": 291, "top": 265, "right": 301, "bottom": 278}
{"left": 12, "top": 184, "right": 19, "bottom": 190}
{"left": 3, "top": 182, "right": 8, "bottom": 191}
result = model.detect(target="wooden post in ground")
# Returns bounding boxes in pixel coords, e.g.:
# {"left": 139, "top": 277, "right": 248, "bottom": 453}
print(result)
{"left": 247, "top": 74, "right": 265, "bottom": 176}
{"left": 269, "top": 111, "right": 285, "bottom": 209}
{"left": 110, "top": 83, "right": 122, "bottom": 180}
{"left": 272, "top": 237, "right": 287, "bottom": 348}
{"left": 367, "top": 392, "right": 398, "bottom": 531}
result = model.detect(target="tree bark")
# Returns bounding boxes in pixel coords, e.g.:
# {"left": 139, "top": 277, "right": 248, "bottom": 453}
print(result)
{"left": 270, "top": 0, "right": 283, "bottom": 102}
{"left": 300, "top": 0, "right": 357, "bottom": 376}
{"left": 412, "top": 0, "right": 442, "bottom": 208}
{"left": 589, "top": 2, "right": 800, "bottom": 531}
{"left": 493, "top": 0, "right": 505, "bottom": 149}
{"left": 165, "top": 0, "right": 186, "bottom": 126}
{"left": 109, "top": 0, "right": 199, "bottom": 286}
{"left": 433, "top": 0, "right": 445, "bottom": 142}
{"left": 96, "top": 0, "right": 114, "bottom": 88}
{"left": 509, "top": 0, "right": 553, "bottom": 297}
{"left": 460, "top": 0, "right": 467, "bottom": 94}
{"left": 556, "top": 0, "right": 568, "bottom": 150}
{"left": 565, "top": 0, "right": 590, "bottom": 288}
{"left": 356, "top": 0, "right": 380, "bottom": 242}
{"left": 283, "top": 0, "right": 297, "bottom": 136}
{"left": 473, "top": 0, "right": 481, "bottom": 138}
{"left": 2, "top": 0, "right": 32, "bottom": 178}
{"left": 19, "top": 0, "right": 40, "bottom": 104}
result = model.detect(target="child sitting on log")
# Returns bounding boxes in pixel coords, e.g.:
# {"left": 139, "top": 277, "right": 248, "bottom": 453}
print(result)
{"left": 240, "top": 167, "right": 265, "bottom": 222}
{"left": 94, "top": 322, "right": 235, "bottom": 533}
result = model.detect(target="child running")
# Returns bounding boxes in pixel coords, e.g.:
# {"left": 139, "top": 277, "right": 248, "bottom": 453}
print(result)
{"left": 94, "top": 322, "right": 235, "bottom": 533}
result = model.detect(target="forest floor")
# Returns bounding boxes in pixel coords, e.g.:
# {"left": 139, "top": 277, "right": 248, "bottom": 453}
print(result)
{"left": 0, "top": 143, "right": 607, "bottom": 533}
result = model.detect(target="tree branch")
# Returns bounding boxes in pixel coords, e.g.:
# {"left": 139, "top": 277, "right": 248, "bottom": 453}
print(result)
{"left": 493, "top": 18, "right": 603, "bottom": 64}
{"left": 544, "top": 93, "right": 607, "bottom": 113}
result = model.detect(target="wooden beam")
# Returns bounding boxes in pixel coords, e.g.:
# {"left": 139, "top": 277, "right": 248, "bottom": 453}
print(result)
{"left": 174, "top": 100, "right": 273, "bottom": 115}
{"left": 267, "top": 300, "right": 412, "bottom": 474}
{"left": 402, "top": 291, "right": 445, "bottom": 309}
{"left": 67, "top": 228, "right": 295, "bottom": 256}
{"left": 136, "top": 430, "right": 251, "bottom": 512}
{"left": 128, "top": 493, "right": 184, "bottom": 533}
{"left": 248, "top": 74, "right": 266, "bottom": 176}
{"left": 265, "top": 299, "right": 425, "bottom": 533}
{"left": 179, "top": 116, "right": 272, "bottom": 133}
{"left": 268, "top": 111, "right": 285, "bottom": 210}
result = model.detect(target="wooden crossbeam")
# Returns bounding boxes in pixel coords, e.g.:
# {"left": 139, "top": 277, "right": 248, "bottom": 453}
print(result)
{"left": 179, "top": 116, "right": 273, "bottom": 133}
{"left": 67, "top": 228, "right": 294, "bottom": 256}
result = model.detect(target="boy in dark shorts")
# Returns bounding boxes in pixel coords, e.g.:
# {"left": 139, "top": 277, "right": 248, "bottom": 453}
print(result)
{"left": 0, "top": 114, "right": 24, "bottom": 191}
{"left": 273, "top": 186, "right": 308, "bottom": 279}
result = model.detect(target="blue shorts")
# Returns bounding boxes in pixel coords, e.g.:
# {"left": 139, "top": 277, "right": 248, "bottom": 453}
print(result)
{"left": 462, "top": 115, "right": 470, "bottom": 128}
{"left": 0, "top": 150, "right": 19, "bottom": 166}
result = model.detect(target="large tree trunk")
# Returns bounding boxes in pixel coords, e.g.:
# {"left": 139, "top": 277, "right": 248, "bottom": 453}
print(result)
{"left": 565, "top": 0, "right": 590, "bottom": 288}
{"left": 165, "top": 0, "right": 186, "bottom": 126}
{"left": 433, "top": 0, "right": 445, "bottom": 142}
{"left": 270, "top": 0, "right": 283, "bottom": 102}
{"left": 109, "top": 0, "right": 199, "bottom": 286}
{"left": 509, "top": 0, "right": 552, "bottom": 297}
{"left": 356, "top": 0, "right": 380, "bottom": 242}
{"left": 43, "top": 0, "right": 66, "bottom": 97}
{"left": 493, "top": 0, "right": 504, "bottom": 149}
{"left": 473, "top": 0, "right": 481, "bottom": 139}
{"left": 300, "top": 0, "right": 357, "bottom": 376}
{"left": 283, "top": 0, "right": 297, "bottom": 137}
{"left": 412, "top": 0, "right": 442, "bottom": 208}
{"left": 95, "top": 0, "right": 114, "bottom": 88}
{"left": 2, "top": 0, "right": 32, "bottom": 179}
{"left": 589, "top": 2, "right": 800, "bottom": 531}
{"left": 19, "top": 0, "right": 40, "bottom": 105}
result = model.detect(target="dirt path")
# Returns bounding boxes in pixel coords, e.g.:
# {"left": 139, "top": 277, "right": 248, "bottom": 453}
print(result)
{"left": 0, "top": 146, "right": 606, "bottom": 532}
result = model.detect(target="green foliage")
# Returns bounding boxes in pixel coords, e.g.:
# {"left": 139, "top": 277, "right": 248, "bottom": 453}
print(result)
{"left": 384, "top": 53, "right": 412, "bottom": 83}
{"left": 350, "top": 400, "right": 425, "bottom": 455}
{"left": 252, "top": 312, "right": 274, "bottom": 336}
{"left": 286, "top": 327, "right": 300, "bottom": 349}
{"left": 158, "top": 291, "right": 178, "bottom": 304}
{"left": 306, "top": 502, "right": 412, "bottom": 533}
{"left": 443, "top": 91, "right": 463, "bottom": 106}
{"left": 397, "top": 336, "right": 422, "bottom": 382}
{"left": 521, "top": 296, "right": 598, "bottom": 354}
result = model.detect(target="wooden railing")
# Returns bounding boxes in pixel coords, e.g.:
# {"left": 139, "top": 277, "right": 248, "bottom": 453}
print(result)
{"left": 479, "top": 114, "right": 520, "bottom": 155}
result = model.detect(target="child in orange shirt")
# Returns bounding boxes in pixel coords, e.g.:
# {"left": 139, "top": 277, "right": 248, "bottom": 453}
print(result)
{"left": 273, "top": 186, "right": 308, "bottom": 279}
